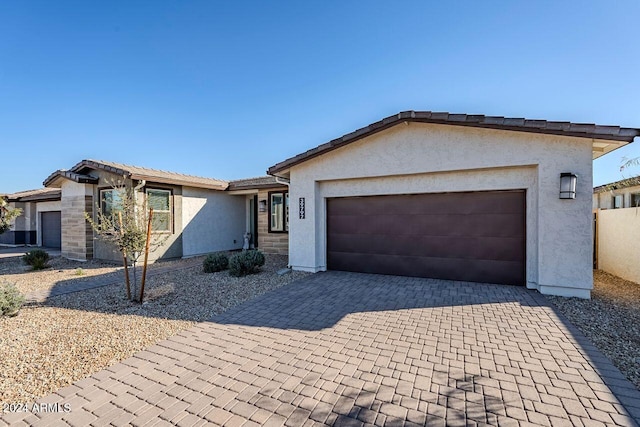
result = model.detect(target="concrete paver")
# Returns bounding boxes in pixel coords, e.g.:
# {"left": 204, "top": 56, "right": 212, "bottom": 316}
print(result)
{"left": 2, "top": 271, "right": 639, "bottom": 426}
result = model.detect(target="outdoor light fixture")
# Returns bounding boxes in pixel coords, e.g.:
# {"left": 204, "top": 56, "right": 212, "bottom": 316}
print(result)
{"left": 559, "top": 173, "right": 577, "bottom": 199}
{"left": 259, "top": 199, "right": 267, "bottom": 212}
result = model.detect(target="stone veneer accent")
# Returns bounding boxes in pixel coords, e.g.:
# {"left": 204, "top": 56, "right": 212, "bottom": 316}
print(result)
{"left": 257, "top": 188, "right": 288, "bottom": 256}
{"left": 61, "top": 195, "right": 93, "bottom": 260}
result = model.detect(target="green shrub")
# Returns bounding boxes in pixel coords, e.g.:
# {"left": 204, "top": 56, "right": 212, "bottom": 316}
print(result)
{"left": 22, "top": 249, "right": 50, "bottom": 270}
{"left": 229, "top": 250, "right": 265, "bottom": 277}
{"left": 0, "top": 282, "right": 25, "bottom": 317}
{"left": 203, "top": 252, "right": 229, "bottom": 273}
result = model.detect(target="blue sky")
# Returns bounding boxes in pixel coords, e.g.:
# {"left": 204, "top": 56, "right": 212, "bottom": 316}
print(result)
{"left": 1, "top": 1, "right": 639, "bottom": 193}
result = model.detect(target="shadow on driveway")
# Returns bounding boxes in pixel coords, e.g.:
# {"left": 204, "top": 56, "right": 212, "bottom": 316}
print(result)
{"left": 17, "top": 269, "right": 640, "bottom": 425}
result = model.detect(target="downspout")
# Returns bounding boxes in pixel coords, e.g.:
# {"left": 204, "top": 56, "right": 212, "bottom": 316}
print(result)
{"left": 132, "top": 179, "right": 146, "bottom": 209}
{"left": 133, "top": 179, "right": 146, "bottom": 194}
{"left": 274, "top": 176, "right": 290, "bottom": 187}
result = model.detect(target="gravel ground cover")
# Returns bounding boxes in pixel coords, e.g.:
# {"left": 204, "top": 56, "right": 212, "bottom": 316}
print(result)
{"left": 0, "top": 254, "right": 309, "bottom": 404}
{"left": 547, "top": 269, "right": 640, "bottom": 390}
{"left": 0, "top": 255, "right": 196, "bottom": 295}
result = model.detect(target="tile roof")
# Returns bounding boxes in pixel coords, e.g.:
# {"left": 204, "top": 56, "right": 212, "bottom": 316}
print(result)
{"left": 268, "top": 111, "right": 640, "bottom": 174}
{"left": 228, "top": 176, "right": 285, "bottom": 190}
{"left": 593, "top": 176, "right": 640, "bottom": 193}
{"left": 3, "top": 187, "right": 61, "bottom": 202}
{"left": 44, "top": 159, "right": 229, "bottom": 190}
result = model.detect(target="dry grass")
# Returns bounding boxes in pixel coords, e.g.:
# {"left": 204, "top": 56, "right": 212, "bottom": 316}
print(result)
{"left": 547, "top": 270, "right": 640, "bottom": 390}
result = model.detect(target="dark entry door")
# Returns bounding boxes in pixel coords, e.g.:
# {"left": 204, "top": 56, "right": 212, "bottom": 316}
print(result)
{"left": 41, "top": 211, "right": 62, "bottom": 249}
{"left": 326, "top": 190, "right": 526, "bottom": 285}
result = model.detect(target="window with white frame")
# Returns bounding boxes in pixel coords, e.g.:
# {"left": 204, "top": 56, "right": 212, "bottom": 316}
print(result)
{"left": 146, "top": 189, "right": 172, "bottom": 232}
{"left": 632, "top": 193, "right": 640, "bottom": 208}
{"left": 269, "top": 191, "right": 288, "bottom": 232}
{"left": 613, "top": 194, "right": 624, "bottom": 209}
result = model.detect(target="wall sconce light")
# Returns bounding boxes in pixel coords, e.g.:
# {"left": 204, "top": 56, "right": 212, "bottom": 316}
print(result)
{"left": 259, "top": 199, "right": 267, "bottom": 212}
{"left": 559, "top": 173, "right": 577, "bottom": 199}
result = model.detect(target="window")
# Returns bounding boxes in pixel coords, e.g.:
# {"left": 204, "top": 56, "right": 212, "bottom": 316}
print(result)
{"left": 269, "top": 191, "right": 289, "bottom": 232}
{"left": 146, "top": 189, "right": 172, "bottom": 232}
{"left": 613, "top": 194, "right": 624, "bottom": 209}
{"left": 632, "top": 194, "right": 640, "bottom": 208}
{"left": 100, "top": 189, "right": 123, "bottom": 219}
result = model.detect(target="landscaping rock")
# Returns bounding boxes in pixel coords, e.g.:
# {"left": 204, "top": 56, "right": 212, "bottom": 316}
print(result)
{"left": 0, "top": 254, "right": 309, "bottom": 403}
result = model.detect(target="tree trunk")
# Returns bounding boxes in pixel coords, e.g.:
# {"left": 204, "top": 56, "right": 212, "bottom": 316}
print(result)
{"left": 139, "top": 209, "right": 154, "bottom": 303}
{"left": 118, "top": 212, "right": 131, "bottom": 300}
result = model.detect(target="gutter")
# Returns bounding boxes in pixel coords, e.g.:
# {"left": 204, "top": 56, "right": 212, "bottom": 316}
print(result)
{"left": 273, "top": 175, "right": 290, "bottom": 187}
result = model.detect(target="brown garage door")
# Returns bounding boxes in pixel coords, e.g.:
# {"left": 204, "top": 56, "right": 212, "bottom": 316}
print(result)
{"left": 41, "top": 211, "right": 62, "bottom": 249}
{"left": 326, "top": 190, "right": 525, "bottom": 285}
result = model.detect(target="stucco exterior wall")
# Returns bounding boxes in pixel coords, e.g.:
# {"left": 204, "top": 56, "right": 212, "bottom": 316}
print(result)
{"left": 597, "top": 208, "right": 640, "bottom": 284}
{"left": 0, "top": 201, "right": 26, "bottom": 245}
{"left": 288, "top": 122, "right": 593, "bottom": 298}
{"left": 0, "top": 201, "right": 59, "bottom": 246}
{"left": 181, "top": 187, "right": 245, "bottom": 257}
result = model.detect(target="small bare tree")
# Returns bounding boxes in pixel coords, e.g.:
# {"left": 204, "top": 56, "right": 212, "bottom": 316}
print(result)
{"left": 86, "top": 179, "right": 167, "bottom": 302}
{"left": 0, "top": 197, "right": 22, "bottom": 235}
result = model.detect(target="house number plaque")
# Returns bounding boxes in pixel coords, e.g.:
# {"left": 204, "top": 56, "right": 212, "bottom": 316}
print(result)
{"left": 299, "top": 197, "right": 305, "bottom": 219}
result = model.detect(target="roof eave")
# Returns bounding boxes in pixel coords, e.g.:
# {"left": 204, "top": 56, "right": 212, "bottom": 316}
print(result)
{"left": 129, "top": 174, "right": 229, "bottom": 191}
{"left": 267, "top": 113, "right": 640, "bottom": 174}
{"left": 43, "top": 170, "right": 99, "bottom": 187}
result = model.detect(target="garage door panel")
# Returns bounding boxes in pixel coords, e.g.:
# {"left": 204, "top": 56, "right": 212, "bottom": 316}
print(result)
{"left": 326, "top": 190, "right": 525, "bottom": 285}
{"left": 328, "top": 233, "right": 525, "bottom": 262}
{"left": 329, "top": 213, "right": 523, "bottom": 238}
{"left": 327, "top": 252, "right": 524, "bottom": 285}
{"left": 330, "top": 192, "right": 525, "bottom": 216}
{"left": 41, "top": 211, "right": 62, "bottom": 249}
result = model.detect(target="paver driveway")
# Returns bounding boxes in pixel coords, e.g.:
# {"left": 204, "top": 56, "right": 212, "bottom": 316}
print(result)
{"left": 2, "top": 272, "right": 639, "bottom": 426}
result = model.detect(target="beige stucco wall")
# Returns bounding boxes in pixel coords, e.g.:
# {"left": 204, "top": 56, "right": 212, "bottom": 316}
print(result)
{"left": 287, "top": 122, "right": 594, "bottom": 298}
{"left": 181, "top": 187, "right": 245, "bottom": 256}
{"left": 597, "top": 208, "right": 640, "bottom": 284}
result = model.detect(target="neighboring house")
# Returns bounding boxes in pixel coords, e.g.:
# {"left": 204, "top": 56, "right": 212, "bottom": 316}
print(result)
{"left": 227, "top": 176, "right": 289, "bottom": 255}
{"left": 0, "top": 188, "right": 61, "bottom": 247}
{"left": 593, "top": 177, "right": 640, "bottom": 284}
{"left": 40, "top": 160, "right": 287, "bottom": 262}
{"left": 593, "top": 177, "right": 640, "bottom": 210}
{"left": 267, "top": 110, "right": 639, "bottom": 298}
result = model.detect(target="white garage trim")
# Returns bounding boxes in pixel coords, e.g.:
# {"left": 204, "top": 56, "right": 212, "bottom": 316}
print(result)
{"left": 311, "top": 166, "right": 539, "bottom": 289}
